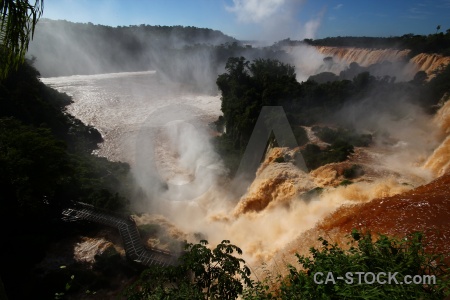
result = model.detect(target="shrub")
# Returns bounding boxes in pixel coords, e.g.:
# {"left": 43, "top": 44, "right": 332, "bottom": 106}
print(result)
{"left": 300, "top": 141, "right": 354, "bottom": 171}
{"left": 301, "top": 187, "right": 324, "bottom": 201}
{"left": 274, "top": 157, "right": 285, "bottom": 163}
{"left": 124, "top": 240, "right": 252, "bottom": 300}
{"left": 123, "top": 232, "right": 450, "bottom": 299}
{"left": 343, "top": 164, "right": 365, "bottom": 179}
{"left": 247, "top": 230, "right": 450, "bottom": 299}
{"left": 292, "top": 126, "right": 309, "bottom": 146}
{"left": 315, "top": 126, "right": 372, "bottom": 147}
{"left": 339, "top": 179, "right": 353, "bottom": 186}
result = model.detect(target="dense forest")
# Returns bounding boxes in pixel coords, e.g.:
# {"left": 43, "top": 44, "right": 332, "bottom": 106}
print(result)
{"left": 29, "top": 19, "right": 238, "bottom": 76}
{"left": 2, "top": 5, "right": 450, "bottom": 298}
{"left": 0, "top": 58, "right": 140, "bottom": 298}
{"left": 28, "top": 19, "right": 292, "bottom": 92}
{"left": 213, "top": 53, "right": 450, "bottom": 178}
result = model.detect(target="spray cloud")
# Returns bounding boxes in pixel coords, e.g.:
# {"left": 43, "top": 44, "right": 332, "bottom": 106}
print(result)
{"left": 226, "top": 0, "right": 323, "bottom": 43}
{"left": 36, "top": 8, "right": 450, "bottom": 275}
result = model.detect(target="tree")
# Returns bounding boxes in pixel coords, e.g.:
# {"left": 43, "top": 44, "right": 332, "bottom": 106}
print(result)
{"left": 0, "top": 117, "right": 71, "bottom": 217}
{"left": 124, "top": 240, "right": 252, "bottom": 300}
{"left": 412, "top": 70, "right": 427, "bottom": 85}
{"left": 0, "top": 0, "right": 44, "bottom": 79}
{"left": 181, "top": 240, "right": 252, "bottom": 299}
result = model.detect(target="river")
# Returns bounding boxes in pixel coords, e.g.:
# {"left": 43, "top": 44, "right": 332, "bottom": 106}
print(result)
{"left": 41, "top": 70, "right": 222, "bottom": 164}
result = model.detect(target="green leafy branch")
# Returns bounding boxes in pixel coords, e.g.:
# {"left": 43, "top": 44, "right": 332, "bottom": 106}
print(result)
{"left": 0, "top": 0, "right": 44, "bottom": 79}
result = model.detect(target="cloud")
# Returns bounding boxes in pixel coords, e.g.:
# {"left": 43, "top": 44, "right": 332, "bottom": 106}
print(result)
{"left": 334, "top": 3, "right": 343, "bottom": 10}
{"left": 226, "top": 0, "right": 288, "bottom": 23}
{"left": 225, "top": 0, "right": 324, "bottom": 42}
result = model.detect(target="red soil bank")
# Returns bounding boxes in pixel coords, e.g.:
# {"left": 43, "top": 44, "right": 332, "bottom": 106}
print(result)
{"left": 318, "top": 173, "right": 450, "bottom": 256}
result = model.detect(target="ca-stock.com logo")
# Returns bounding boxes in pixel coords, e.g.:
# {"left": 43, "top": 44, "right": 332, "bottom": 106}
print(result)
{"left": 135, "top": 104, "right": 308, "bottom": 202}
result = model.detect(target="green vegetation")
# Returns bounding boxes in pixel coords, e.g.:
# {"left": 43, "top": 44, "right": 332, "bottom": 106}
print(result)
{"left": 0, "top": 60, "right": 133, "bottom": 298}
{"left": 123, "top": 240, "right": 252, "bottom": 300}
{"left": 3, "top": 5, "right": 450, "bottom": 298}
{"left": 426, "top": 63, "right": 450, "bottom": 111}
{"left": 123, "top": 231, "right": 450, "bottom": 299}
{"left": 313, "top": 126, "right": 372, "bottom": 147}
{"left": 0, "top": 62, "right": 132, "bottom": 214}
{"left": 343, "top": 164, "right": 365, "bottom": 179}
{"left": 274, "top": 157, "right": 285, "bottom": 163}
{"left": 243, "top": 231, "right": 450, "bottom": 299}
{"left": 299, "top": 141, "right": 354, "bottom": 171}
{"left": 217, "top": 57, "right": 299, "bottom": 149}
{"left": 214, "top": 57, "right": 303, "bottom": 176}
{"left": 269, "top": 230, "right": 449, "bottom": 299}
{"left": 48, "top": 247, "right": 135, "bottom": 300}
{"left": 302, "top": 30, "right": 450, "bottom": 57}
{"left": 28, "top": 19, "right": 291, "bottom": 92}
{"left": 292, "top": 126, "right": 309, "bottom": 146}
{"left": 0, "top": 0, "right": 43, "bottom": 78}
{"left": 214, "top": 55, "right": 450, "bottom": 176}
{"left": 295, "top": 127, "right": 370, "bottom": 171}
{"left": 339, "top": 179, "right": 353, "bottom": 186}
{"left": 301, "top": 187, "right": 323, "bottom": 201}
{"left": 29, "top": 19, "right": 237, "bottom": 77}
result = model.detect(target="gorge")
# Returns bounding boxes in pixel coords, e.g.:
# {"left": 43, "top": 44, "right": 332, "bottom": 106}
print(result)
{"left": 39, "top": 41, "right": 450, "bottom": 278}
{"left": 3, "top": 17, "right": 450, "bottom": 298}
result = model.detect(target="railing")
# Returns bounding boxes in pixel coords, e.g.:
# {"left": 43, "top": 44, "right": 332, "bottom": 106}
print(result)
{"left": 61, "top": 202, "right": 179, "bottom": 267}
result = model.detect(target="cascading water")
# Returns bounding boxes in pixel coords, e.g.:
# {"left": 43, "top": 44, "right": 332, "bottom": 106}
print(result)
{"left": 263, "top": 99, "right": 450, "bottom": 279}
{"left": 42, "top": 59, "right": 450, "bottom": 275}
{"left": 315, "top": 46, "right": 410, "bottom": 67}
{"left": 314, "top": 46, "right": 450, "bottom": 81}
{"left": 424, "top": 98, "right": 450, "bottom": 176}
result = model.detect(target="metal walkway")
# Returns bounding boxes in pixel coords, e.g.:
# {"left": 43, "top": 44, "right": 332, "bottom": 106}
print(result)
{"left": 62, "top": 202, "right": 179, "bottom": 267}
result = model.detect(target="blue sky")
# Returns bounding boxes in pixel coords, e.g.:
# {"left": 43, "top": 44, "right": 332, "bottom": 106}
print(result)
{"left": 41, "top": 0, "right": 450, "bottom": 41}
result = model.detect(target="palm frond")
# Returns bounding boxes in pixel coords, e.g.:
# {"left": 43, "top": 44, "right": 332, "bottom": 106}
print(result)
{"left": 0, "top": 0, "right": 43, "bottom": 79}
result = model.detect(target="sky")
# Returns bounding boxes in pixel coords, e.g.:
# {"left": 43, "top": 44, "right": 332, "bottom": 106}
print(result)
{"left": 41, "top": 0, "right": 450, "bottom": 41}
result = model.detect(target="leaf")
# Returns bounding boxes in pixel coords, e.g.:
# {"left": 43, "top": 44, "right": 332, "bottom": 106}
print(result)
{"left": 0, "top": 0, "right": 44, "bottom": 79}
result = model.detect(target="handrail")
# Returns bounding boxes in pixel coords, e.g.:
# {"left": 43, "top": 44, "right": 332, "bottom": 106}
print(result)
{"left": 61, "top": 203, "right": 180, "bottom": 267}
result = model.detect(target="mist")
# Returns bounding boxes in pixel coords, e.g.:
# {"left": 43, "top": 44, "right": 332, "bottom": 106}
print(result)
{"left": 284, "top": 43, "right": 429, "bottom": 83}
{"left": 35, "top": 13, "right": 450, "bottom": 276}
{"left": 125, "top": 71, "right": 439, "bottom": 269}
{"left": 28, "top": 19, "right": 239, "bottom": 94}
